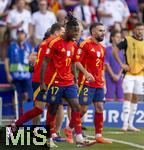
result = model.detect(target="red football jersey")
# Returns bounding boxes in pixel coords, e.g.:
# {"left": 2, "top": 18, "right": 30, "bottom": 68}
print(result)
{"left": 76, "top": 38, "right": 105, "bottom": 88}
{"left": 32, "top": 36, "right": 55, "bottom": 84}
{"left": 45, "top": 36, "right": 78, "bottom": 86}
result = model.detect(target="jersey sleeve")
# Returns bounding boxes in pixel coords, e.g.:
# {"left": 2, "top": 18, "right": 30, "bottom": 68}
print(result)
{"left": 44, "top": 39, "right": 56, "bottom": 59}
{"left": 35, "top": 42, "right": 47, "bottom": 64}
{"left": 72, "top": 44, "right": 79, "bottom": 62}
{"left": 40, "top": 41, "right": 47, "bottom": 52}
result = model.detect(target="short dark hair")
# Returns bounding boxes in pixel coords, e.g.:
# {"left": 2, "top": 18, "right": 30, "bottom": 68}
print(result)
{"left": 89, "top": 22, "right": 104, "bottom": 35}
{"left": 110, "top": 30, "right": 121, "bottom": 43}
{"left": 43, "top": 30, "right": 50, "bottom": 40}
{"left": 43, "top": 23, "right": 62, "bottom": 40}
{"left": 134, "top": 22, "right": 144, "bottom": 28}
{"left": 50, "top": 23, "right": 62, "bottom": 34}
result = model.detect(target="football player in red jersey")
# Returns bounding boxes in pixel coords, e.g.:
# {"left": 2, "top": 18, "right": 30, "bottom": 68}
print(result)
{"left": 40, "top": 15, "right": 96, "bottom": 147}
{"left": 76, "top": 22, "right": 112, "bottom": 144}
{"left": 7, "top": 23, "right": 65, "bottom": 147}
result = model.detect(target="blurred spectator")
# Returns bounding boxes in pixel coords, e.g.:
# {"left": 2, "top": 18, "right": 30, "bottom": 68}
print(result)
{"left": 125, "top": 0, "right": 139, "bottom": 14}
{"left": 91, "top": 0, "right": 103, "bottom": 21}
{"left": 105, "top": 22, "right": 122, "bottom": 46}
{"left": 138, "top": 0, "right": 144, "bottom": 22}
{"left": 105, "top": 30, "right": 124, "bottom": 102}
{"left": 28, "top": 0, "right": 39, "bottom": 13}
{"left": 74, "top": 0, "right": 95, "bottom": 28}
{"left": 32, "top": 0, "right": 56, "bottom": 45}
{"left": 98, "top": 0, "right": 130, "bottom": 28}
{"left": 0, "top": 0, "right": 10, "bottom": 60}
{"left": 48, "top": 0, "right": 62, "bottom": 14}
{"left": 63, "top": 0, "right": 80, "bottom": 12}
{"left": 127, "top": 13, "right": 140, "bottom": 31}
{"left": 73, "top": 0, "right": 91, "bottom": 28}
{"left": 121, "top": 28, "right": 129, "bottom": 39}
{"left": 4, "top": 29, "right": 32, "bottom": 116}
{"left": 8, "top": 0, "right": 16, "bottom": 9}
{"left": 111, "top": 22, "right": 122, "bottom": 32}
{"left": 91, "top": 0, "right": 99, "bottom": 8}
{"left": 56, "top": 9, "right": 67, "bottom": 26}
{"left": 73, "top": 0, "right": 96, "bottom": 38}
{"left": 7, "top": 0, "right": 33, "bottom": 40}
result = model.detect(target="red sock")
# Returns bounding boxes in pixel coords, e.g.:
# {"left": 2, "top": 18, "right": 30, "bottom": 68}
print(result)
{"left": 69, "top": 111, "right": 74, "bottom": 129}
{"left": 69, "top": 112, "right": 83, "bottom": 129}
{"left": 94, "top": 112, "right": 103, "bottom": 135}
{"left": 71, "top": 111, "right": 82, "bottom": 134}
{"left": 15, "top": 107, "right": 43, "bottom": 126}
{"left": 46, "top": 111, "right": 56, "bottom": 136}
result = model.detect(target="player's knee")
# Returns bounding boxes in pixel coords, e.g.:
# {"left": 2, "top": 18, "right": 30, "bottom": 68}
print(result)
{"left": 71, "top": 103, "right": 80, "bottom": 112}
{"left": 49, "top": 104, "right": 59, "bottom": 115}
{"left": 81, "top": 106, "right": 87, "bottom": 116}
{"left": 95, "top": 104, "right": 103, "bottom": 113}
{"left": 81, "top": 109, "right": 87, "bottom": 116}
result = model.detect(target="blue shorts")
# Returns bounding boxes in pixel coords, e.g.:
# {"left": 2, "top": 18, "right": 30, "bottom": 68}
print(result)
{"left": 32, "top": 82, "right": 47, "bottom": 102}
{"left": 46, "top": 85, "right": 78, "bottom": 104}
{"left": 79, "top": 85, "right": 105, "bottom": 105}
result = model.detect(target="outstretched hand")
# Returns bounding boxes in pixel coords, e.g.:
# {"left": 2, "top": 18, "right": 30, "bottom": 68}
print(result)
{"left": 85, "top": 72, "right": 95, "bottom": 82}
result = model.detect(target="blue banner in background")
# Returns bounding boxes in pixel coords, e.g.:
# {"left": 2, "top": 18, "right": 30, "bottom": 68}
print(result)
{"left": 23, "top": 102, "right": 144, "bottom": 128}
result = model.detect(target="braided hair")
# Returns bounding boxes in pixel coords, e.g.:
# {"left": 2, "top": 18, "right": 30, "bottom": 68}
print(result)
{"left": 63, "top": 12, "right": 79, "bottom": 41}
{"left": 65, "top": 12, "right": 79, "bottom": 30}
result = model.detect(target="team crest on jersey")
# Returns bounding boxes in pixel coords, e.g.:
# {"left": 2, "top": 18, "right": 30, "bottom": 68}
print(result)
{"left": 97, "top": 51, "right": 101, "bottom": 58}
{"left": 51, "top": 96, "right": 56, "bottom": 101}
{"left": 77, "top": 48, "right": 82, "bottom": 54}
{"left": 61, "top": 48, "right": 66, "bottom": 52}
{"left": 46, "top": 48, "right": 50, "bottom": 54}
{"left": 83, "top": 97, "right": 88, "bottom": 102}
{"left": 67, "top": 50, "right": 71, "bottom": 56}
{"left": 76, "top": 55, "right": 80, "bottom": 59}
{"left": 43, "top": 94, "right": 47, "bottom": 100}
{"left": 91, "top": 48, "right": 95, "bottom": 52}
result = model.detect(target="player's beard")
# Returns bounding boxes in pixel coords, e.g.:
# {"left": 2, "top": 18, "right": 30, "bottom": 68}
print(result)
{"left": 96, "top": 37, "right": 104, "bottom": 42}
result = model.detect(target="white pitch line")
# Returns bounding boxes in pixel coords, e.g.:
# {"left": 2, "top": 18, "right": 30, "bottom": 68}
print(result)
{"left": 109, "top": 139, "right": 144, "bottom": 149}
{"left": 87, "top": 135, "right": 144, "bottom": 149}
